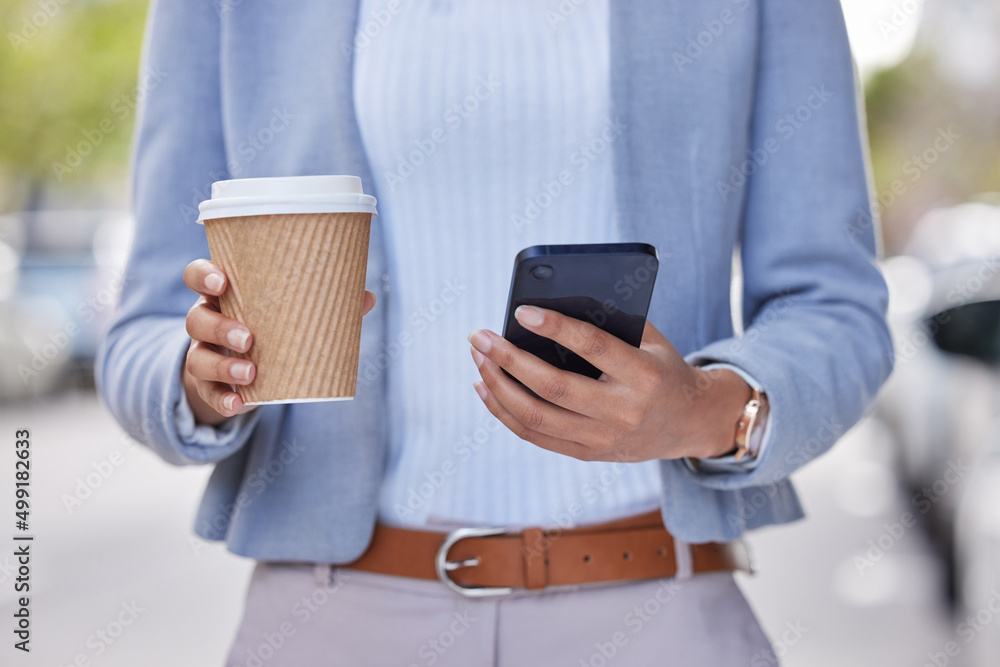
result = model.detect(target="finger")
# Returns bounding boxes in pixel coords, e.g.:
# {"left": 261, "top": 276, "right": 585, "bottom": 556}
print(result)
{"left": 362, "top": 289, "right": 376, "bottom": 316}
{"left": 468, "top": 328, "right": 603, "bottom": 415}
{"left": 472, "top": 347, "right": 613, "bottom": 448}
{"left": 183, "top": 259, "right": 227, "bottom": 299}
{"left": 185, "top": 341, "right": 255, "bottom": 385}
{"left": 197, "top": 379, "right": 249, "bottom": 418}
{"left": 186, "top": 300, "right": 253, "bottom": 353}
{"left": 472, "top": 380, "right": 595, "bottom": 461}
{"left": 511, "top": 305, "right": 643, "bottom": 381}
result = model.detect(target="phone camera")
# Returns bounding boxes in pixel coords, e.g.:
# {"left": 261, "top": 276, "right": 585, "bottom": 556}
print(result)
{"left": 530, "top": 265, "right": 553, "bottom": 280}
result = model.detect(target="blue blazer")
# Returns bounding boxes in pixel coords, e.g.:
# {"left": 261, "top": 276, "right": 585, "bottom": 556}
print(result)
{"left": 97, "top": 0, "right": 893, "bottom": 561}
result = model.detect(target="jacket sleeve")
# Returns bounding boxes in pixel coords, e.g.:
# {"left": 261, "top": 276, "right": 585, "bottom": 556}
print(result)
{"left": 682, "top": 0, "right": 894, "bottom": 489}
{"left": 95, "top": 0, "right": 260, "bottom": 466}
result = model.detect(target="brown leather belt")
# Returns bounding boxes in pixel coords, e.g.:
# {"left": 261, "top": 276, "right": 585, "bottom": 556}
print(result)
{"left": 342, "top": 510, "right": 742, "bottom": 596}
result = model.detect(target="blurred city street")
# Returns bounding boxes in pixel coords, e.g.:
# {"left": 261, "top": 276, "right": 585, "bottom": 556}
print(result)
{"left": 0, "top": 392, "right": 254, "bottom": 666}
{"left": 1, "top": 0, "right": 999, "bottom": 664}
{"left": 0, "top": 389, "right": 971, "bottom": 666}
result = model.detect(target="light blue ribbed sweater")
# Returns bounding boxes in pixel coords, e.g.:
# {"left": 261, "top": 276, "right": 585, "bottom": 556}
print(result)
{"left": 352, "top": 0, "right": 663, "bottom": 527}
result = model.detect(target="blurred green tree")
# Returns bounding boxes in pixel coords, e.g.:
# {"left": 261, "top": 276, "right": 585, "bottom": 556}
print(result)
{"left": 865, "top": 47, "right": 1000, "bottom": 252}
{"left": 0, "top": 0, "right": 148, "bottom": 206}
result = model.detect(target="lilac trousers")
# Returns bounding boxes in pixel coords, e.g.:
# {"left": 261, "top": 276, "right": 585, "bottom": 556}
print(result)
{"left": 224, "top": 561, "right": 774, "bottom": 667}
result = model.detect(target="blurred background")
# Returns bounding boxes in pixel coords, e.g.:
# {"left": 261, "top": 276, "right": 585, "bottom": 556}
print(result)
{"left": 1, "top": 0, "right": 999, "bottom": 665}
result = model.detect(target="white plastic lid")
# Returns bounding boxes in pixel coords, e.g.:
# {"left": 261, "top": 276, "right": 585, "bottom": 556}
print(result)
{"left": 197, "top": 175, "right": 377, "bottom": 223}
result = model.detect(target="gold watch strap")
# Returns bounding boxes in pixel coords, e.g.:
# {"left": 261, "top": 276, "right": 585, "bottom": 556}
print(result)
{"left": 733, "top": 388, "right": 763, "bottom": 462}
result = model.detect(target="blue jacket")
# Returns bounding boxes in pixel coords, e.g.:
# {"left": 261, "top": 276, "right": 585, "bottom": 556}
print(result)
{"left": 96, "top": 0, "right": 893, "bottom": 562}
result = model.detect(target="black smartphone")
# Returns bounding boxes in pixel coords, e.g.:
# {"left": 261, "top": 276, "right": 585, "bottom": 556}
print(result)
{"left": 501, "top": 243, "right": 659, "bottom": 380}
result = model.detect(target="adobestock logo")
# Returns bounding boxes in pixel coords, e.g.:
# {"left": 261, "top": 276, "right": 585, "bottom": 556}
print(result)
{"left": 511, "top": 117, "right": 627, "bottom": 232}
{"left": 878, "top": 0, "right": 926, "bottom": 40}
{"left": 228, "top": 108, "right": 297, "bottom": 176}
{"left": 339, "top": 0, "right": 412, "bottom": 58}
{"left": 358, "top": 277, "right": 469, "bottom": 387}
{"left": 231, "top": 574, "right": 343, "bottom": 667}
{"left": 920, "top": 589, "right": 1000, "bottom": 667}
{"left": 406, "top": 610, "right": 478, "bottom": 667}
{"left": 18, "top": 270, "right": 130, "bottom": 385}
{"left": 392, "top": 415, "right": 502, "bottom": 521}
{"left": 853, "top": 459, "right": 970, "bottom": 575}
{"left": 50, "top": 67, "right": 167, "bottom": 181}
{"left": 671, "top": 0, "right": 751, "bottom": 73}
{"left": 578, "top": 579, "right": 683, "bottom": 666}
{"left": 55, "top": 600, "right": 146, "bottom": 667}
{"left": 196, "top": 439, "right": 306, "bottom": 539}
{"left": 716, "top": 85, "right": 833, "bottom": 202}
{"left": 383, "top": 75, "right": 502, "bottom": 192}
{"left": 214, "top": 0, "right": 244, "bottom": 17}
{"left": 544, "top": 0, "right": 595, "bottom": 28}
{"left": 750, "top": 620, "right": 809, "bottom": 666}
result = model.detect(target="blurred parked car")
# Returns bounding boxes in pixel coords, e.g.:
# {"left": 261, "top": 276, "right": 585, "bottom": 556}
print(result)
{"left": 0, "top": 209, "right": 131, "bottom": 401}
{"left": 874, "top": 200, "right": 1000, "bottom": 646}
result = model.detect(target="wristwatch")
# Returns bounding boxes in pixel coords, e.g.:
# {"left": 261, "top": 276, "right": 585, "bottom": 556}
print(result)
{"left": 733, "top": 388, "right": 768, "bottom": 462}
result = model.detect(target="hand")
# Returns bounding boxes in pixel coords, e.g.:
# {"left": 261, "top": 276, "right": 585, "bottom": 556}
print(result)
{"left": 182, "top": 259, "right": 377, "bottom": 425}
{"left": 467, "top": 305, "right": 751, "bottom": 462}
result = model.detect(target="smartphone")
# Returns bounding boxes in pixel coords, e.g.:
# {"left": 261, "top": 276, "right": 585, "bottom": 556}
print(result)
{"left": 501, "top": 243, "right": 659, "bottom": 380}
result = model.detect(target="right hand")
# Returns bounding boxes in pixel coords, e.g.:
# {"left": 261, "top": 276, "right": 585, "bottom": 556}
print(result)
{"left": 182, "top": 259, "right": 377, "bottom": 425}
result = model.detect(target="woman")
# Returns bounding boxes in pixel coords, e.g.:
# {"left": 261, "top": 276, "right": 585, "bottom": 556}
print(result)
{"left": 98, "top": 0, "right": 893, "bottom": 664}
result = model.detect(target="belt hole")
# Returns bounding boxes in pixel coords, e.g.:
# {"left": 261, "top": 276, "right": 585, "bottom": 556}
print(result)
{"left": 623, "top": 551, "right": 632, "bottom": 561}
{"left": 657, "top": 547, "right": 667, "bottom": 557}
{"left": 583, "top": 554, "right": 591, "bottom": 563}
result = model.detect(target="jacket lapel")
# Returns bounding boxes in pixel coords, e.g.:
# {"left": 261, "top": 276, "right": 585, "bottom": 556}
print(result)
{"left": 611, "top": 0, "right": 757, "bottom": 352}
{"left": 218, "top": 0, "right": 372, "bottom": 183}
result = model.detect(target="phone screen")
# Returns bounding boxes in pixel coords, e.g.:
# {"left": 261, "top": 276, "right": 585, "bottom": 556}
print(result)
{"left": 501, "top": 243, "right": 658, "bottom": 380}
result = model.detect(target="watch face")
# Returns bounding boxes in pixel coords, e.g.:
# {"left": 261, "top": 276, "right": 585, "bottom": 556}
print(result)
{"left": 748, "top": 398, "right": 770, "bottom": 456}
{"left": 735, "top": 417, "right": 750, "bottom": 447}
{"left": 736, "top": 399, "right": 761, "bottom": 448}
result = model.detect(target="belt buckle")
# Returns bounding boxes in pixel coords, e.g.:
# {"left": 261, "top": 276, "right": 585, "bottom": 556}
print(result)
{"left": 435, "top": 526, "right": 514, "bottom": 597}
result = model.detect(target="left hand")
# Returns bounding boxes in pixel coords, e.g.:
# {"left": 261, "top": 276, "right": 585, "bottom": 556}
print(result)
{"left": 468, "top": 305, "right": 752, "bottom": 463}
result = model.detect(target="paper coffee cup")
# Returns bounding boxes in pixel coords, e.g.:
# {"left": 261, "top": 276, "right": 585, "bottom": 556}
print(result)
{"left": 197, "top": 175, "right": 377, "bottom": 405}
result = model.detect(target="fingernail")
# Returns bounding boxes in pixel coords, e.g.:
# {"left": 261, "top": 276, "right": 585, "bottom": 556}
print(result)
{"left": 471, "top": 346, "right": 485, "bottom": 367}
{"left": 223, "top": 394, "right": 236, "bottom": 413}
{"left": 515, "top": 305, "right": 544, "bottom": 327}
{"left": 204, "top": 273, "right": 225, "bottom": 293}
{"left": 467, "top": 330, "right": 492, "bottom": 354}
{"left": 230, "top": 361, "right": 253, "bottom": 382}
{"left": 227, "top": 328, "right": 250, "bottom": 351}
{"left": 473, "top": 381, "right": 487, "bottom": 400}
